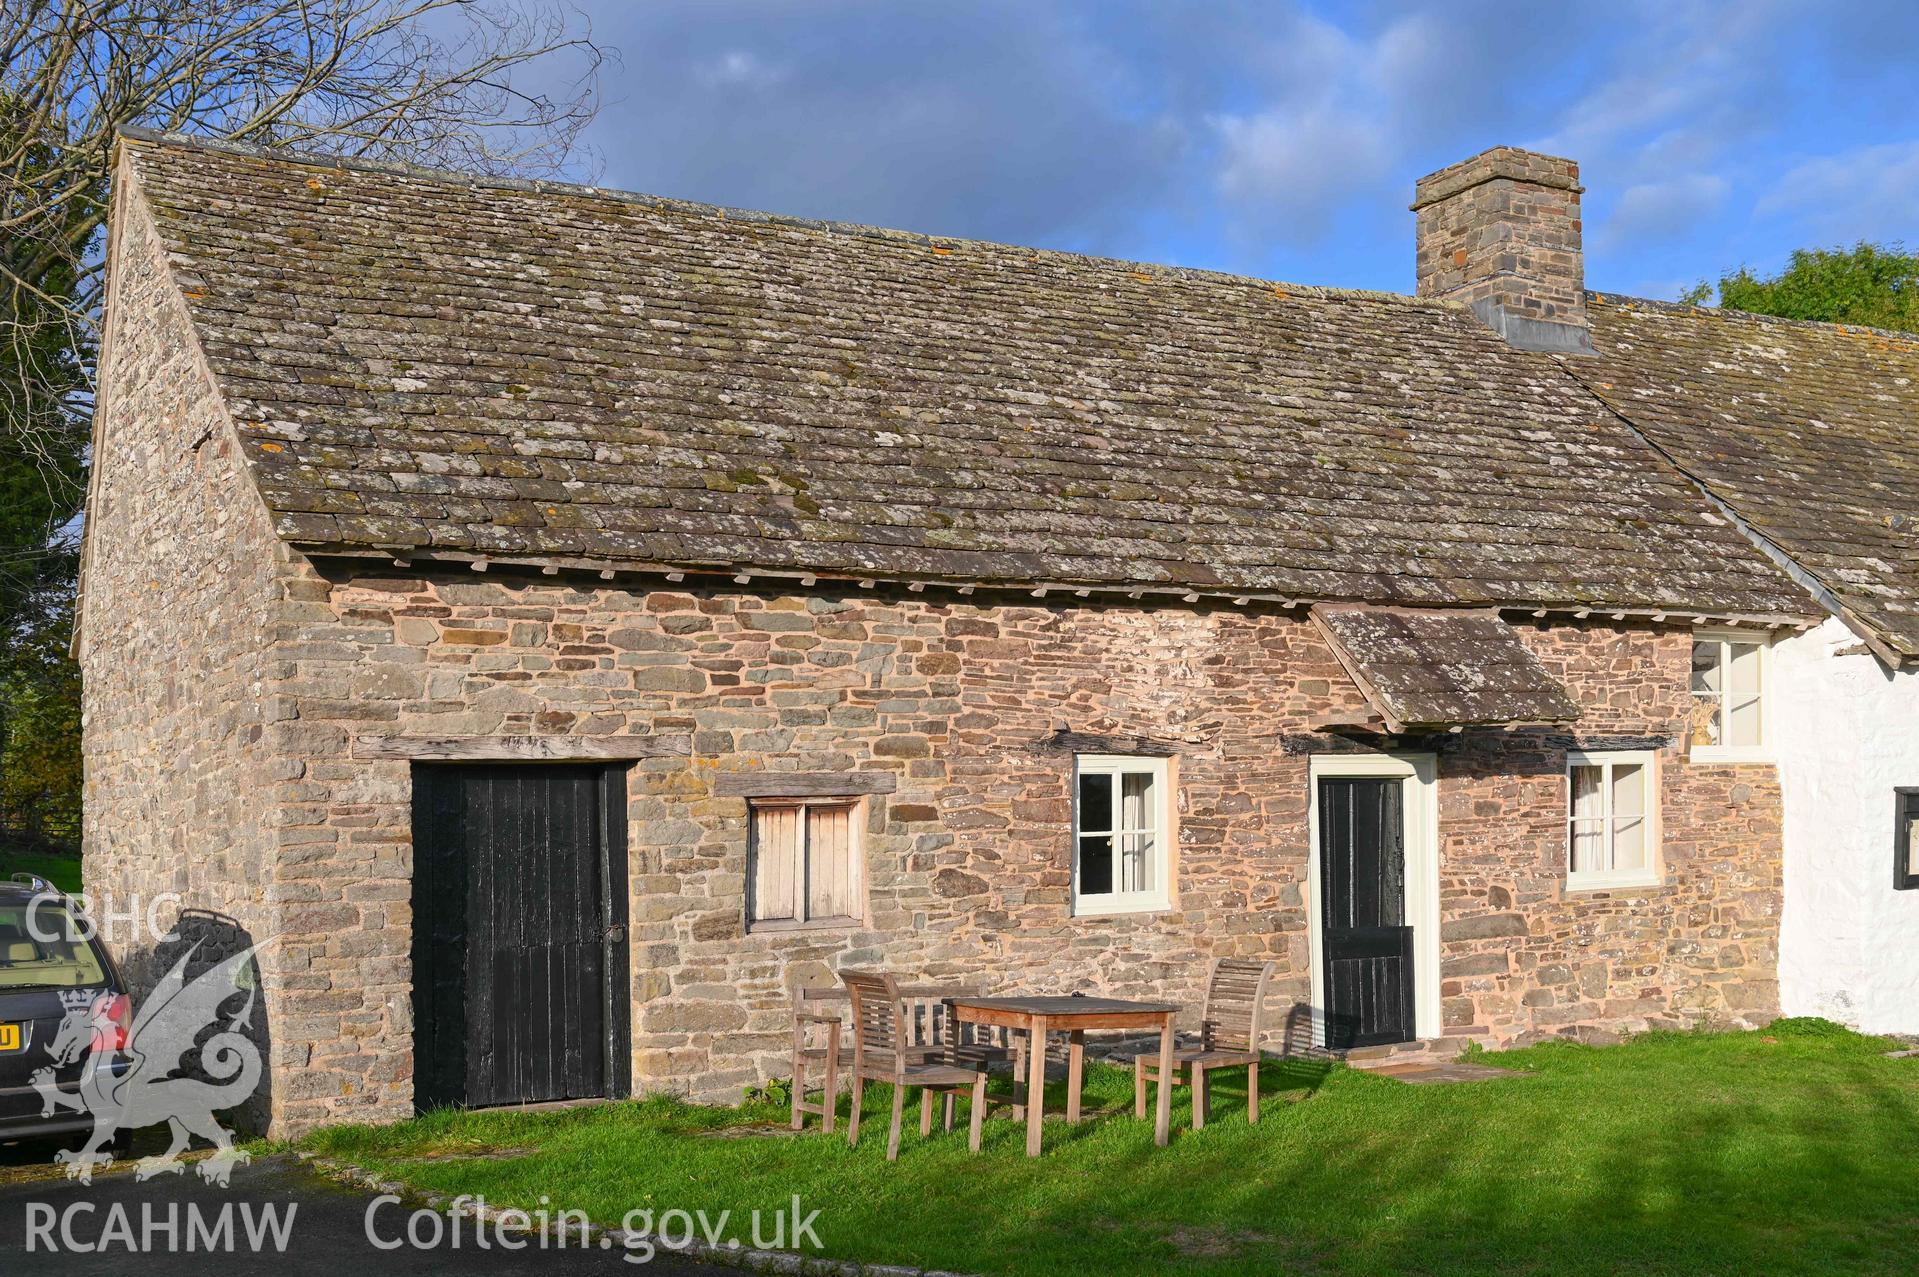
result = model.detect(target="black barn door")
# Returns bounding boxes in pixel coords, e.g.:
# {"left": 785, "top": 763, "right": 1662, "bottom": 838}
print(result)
{"left": 411, "top": 763, "right": 630, "bottom": 1110}
{"left": 1318, "top": 776, "right": 1415, "bottom": 1049}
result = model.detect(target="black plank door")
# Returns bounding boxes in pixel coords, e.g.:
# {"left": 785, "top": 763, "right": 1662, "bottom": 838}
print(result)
{"left": 411, "top": 763, "right": 630, "bottom": 1110}
{"left": 1318, "top": 776, "right": 1416, "bottom": 1049}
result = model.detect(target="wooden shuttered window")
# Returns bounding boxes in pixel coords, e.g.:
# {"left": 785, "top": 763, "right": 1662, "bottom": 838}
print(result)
{"left": 749, "top": 799, "right": 863, "bottom": 929}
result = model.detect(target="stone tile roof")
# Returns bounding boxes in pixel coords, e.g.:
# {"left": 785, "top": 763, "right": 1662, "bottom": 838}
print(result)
{"left": 1579, "top": 296, "right": 1919, "bottom": 660}
{"left": 1311, "top": 605, "right": 1581, "bottom": 731}
{"left": 115, "top": 129, "right": 1812, "bottom": 621}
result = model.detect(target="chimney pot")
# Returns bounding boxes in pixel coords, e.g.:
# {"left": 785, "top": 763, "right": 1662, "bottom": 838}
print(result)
{"left": 1412, "top": 146, "right": 1591, "bottom": 354}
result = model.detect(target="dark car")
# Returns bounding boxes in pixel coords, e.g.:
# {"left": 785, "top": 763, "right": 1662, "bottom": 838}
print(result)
{"left": 0, "top": 875, "right": 132, "bottom": 1146}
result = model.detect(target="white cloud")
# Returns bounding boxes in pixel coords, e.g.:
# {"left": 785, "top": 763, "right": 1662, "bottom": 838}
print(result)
{"left": 1202, "top": 10, "right": 1417, "bottom": 245}
{"left": 1758, "top": 142, "right": 1919, "bottom": 245}
{"left": 1210, "top": 107, "right": 1392, "bottom": 238}
{"left": 526, "top": 0, "right": 1909, "bottom": 286}
{"left": 1600, "top": 174, "right": 1732, "bottom": 251}
{"left": 693, "top": 51, "right": 785, "bottom": 90}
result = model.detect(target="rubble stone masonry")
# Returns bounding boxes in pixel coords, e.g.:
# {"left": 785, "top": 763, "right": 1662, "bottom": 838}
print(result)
{"left": 224, "top": 562, "right": 1779, "bottom": 1134}
{"left": 1413, "top": 146, "right": 1587, "bottom": 334}
{"left": 78, "top": 183, "right": 294, "bottom": 1131}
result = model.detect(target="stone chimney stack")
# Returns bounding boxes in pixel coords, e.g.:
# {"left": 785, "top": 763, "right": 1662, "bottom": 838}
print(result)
{"left": 1412, "top": 147, "right": 1590, "bottom": 354}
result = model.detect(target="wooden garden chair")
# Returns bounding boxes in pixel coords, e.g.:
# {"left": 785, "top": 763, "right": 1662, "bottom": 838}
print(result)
{"left": 790, "top": 984, "right": 853, "bottom": 1132}
{"left": 1133, "top": 957, "right": 1275, "bottom": 1129}
{"left": 790, "top": 980, "right": 1014, "bottom": 1132}
{"left": 841, "top": 970, "right": 991, "bottom": 1160}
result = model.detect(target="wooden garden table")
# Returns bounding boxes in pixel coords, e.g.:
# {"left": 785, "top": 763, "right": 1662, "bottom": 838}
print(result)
{"left": 945, "top": 995, "right": 1179, "bottom": 1156}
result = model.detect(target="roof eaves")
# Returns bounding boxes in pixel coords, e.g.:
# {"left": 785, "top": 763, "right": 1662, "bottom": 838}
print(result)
{"left": 295, "top": 540, "right": 1823, "bottom": 632}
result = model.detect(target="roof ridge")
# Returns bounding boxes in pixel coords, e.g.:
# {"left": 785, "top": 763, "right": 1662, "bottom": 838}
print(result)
{"left": 1590, "top": 289, "right": 1919, "bottom": 347}
{"left": 116, "top": 124, "right": 1453, "bottom": 312}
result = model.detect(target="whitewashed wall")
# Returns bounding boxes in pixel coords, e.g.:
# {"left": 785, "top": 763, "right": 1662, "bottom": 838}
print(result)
{"left": 1773, "top": 618, "right": 1919, "bottom": 1032}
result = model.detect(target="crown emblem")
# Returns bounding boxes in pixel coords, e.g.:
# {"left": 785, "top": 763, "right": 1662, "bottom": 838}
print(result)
{"left": 59, "top": 988, "right": 97, "bottom": 1012}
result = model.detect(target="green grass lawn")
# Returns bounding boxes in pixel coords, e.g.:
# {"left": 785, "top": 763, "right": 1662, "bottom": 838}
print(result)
{"left": 302, "top": 1020, "right": 1919, "bottom": 1276}
{"left": 0, "top": 846, "right": 81, "bottom": 893}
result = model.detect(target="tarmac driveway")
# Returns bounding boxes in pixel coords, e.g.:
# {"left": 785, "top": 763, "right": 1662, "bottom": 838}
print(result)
{"left": 0, "top": 1150, "right": 717, "bottom": 1275}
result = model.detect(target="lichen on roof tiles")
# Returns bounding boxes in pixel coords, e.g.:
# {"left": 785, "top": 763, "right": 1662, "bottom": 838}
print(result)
{"left": 1582, "top": 295, "right": 1919, "bottom": 657}
{"left": 1312, "top": 604, "right": 1582, "bottom": 730}
{"left": 116, "top": 129, "right": 1812, "bottom": 620}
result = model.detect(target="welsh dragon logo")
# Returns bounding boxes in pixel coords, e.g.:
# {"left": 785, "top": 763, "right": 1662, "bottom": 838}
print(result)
{"left": 31, "top": 940, "right": 270, "bottom": 1186}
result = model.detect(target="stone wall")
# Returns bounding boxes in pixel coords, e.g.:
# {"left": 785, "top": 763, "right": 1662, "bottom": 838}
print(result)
{"left": 255, "top": 562, "right": 1783, "bottom": 1129}
{"left": 1413, "top": 146, "right": 1588, "bottom": 350}
{"left": 78, "top": 172, "right": 293, "bottom": 1130}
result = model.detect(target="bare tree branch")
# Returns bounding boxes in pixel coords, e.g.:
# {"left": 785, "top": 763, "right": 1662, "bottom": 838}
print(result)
{"left": 0, "top": 0, "right": 609, "bottom": 571}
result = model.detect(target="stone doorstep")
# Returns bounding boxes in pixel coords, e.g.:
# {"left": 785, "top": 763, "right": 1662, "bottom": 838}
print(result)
{"left": 1359, "top": 1059, "right": 1521, "bottom": 1085}
{"left": 300, "top": 1151, "right": 986, "bottom": 1277}
{"left": 1337, "top": 1036, "right": 1479, "bottom": 1071}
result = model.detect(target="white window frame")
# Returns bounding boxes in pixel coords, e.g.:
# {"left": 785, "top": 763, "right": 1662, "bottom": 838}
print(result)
{"left": 1566, "top": 749, "right": 1663, "bottom": 892}
{"left": 746, "top": 798, "right": 866, "bottom": 933}
{"left": 1688, "top": 628, "right": 1771, "bottom": 763}
{"left": 1071, "top": 754, "right": 1172, "bottom": 916}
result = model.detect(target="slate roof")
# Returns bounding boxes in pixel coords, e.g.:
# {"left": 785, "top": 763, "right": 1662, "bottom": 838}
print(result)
{"left": 1578, "top": 297, "right": 1919, "bottom": 661}
{"left": 1311, "top": 605, "right": 1582, "bottom": 731}
{"left": 114, "top": 129, "right": 1812, "bottom": 622}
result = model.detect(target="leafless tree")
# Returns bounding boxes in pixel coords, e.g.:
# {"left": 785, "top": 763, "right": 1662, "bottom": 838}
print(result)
{"left": 0, "top": 0, "right": 608, "bottom": 560}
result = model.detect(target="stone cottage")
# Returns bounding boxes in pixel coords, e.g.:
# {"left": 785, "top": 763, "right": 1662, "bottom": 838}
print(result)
{"left": 1570, "top": 299, "right": 1919, "bottom": 1034}
{"left": 80, "top": 131, "right": 1826, "bottom": 1137}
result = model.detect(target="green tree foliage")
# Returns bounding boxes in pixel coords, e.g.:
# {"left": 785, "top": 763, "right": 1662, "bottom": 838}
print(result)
{"left": 0, "top": 102, "right": 92, "bottom": 844}
{"left": 0, "top": 573, "right": 81, "bottom": 841}
{"left": 1687, "top": 242, "right": 1919, "bottom": 333}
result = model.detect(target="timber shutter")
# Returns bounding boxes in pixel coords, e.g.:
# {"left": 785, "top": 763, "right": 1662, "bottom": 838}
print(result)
{"left": 749, "top": 799, "right": 862, "bottom": 929}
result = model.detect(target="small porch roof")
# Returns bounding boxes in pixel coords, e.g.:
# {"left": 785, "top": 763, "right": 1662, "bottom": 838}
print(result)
{"left": 1311, "top": 604, "right": 1582, "bottom": 734}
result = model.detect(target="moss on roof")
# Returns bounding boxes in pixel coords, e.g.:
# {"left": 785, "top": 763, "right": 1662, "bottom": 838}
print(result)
{"left": 112, "top": 128, "right": 1813, "bottom": 621}
{"left": 1581, "top": 295, "right": 1919, "bottom": 657}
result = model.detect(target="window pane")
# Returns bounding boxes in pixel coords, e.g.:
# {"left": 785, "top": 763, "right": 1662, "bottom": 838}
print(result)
{"left": 1690, "top": 641, "right": 1723, "bottom": 694}
{"left": 1611, "top": 764, "right": 1645, "bottom": 820}
{"left": 1079, "top": 834, "right": 1113, "bottom": 895}
{"left": 1689, "top": 641, "right": 1723, "bottom": 747}
{"left": 1612, "top": 817, "right": 1646, "bottom": 871}
{"left": 751, "top": 806, "right": 800, "bottom": 922}
{"left": 1906, "top": 797, "right": 1919, "bottom": 876}
{"left": 805, "top": 805, "right": 858, "bottom": 919}
{"left": 1118, "top": 831, "right": 1154, "bottom": 894}
{"left": 1691, "top": 691, "right": 1726, "bottom": 746}
{"left": 1077, "top": 771, "right": 1113, "bottom": 832}
{"left": 1570, "top": 821, "right": 1606, "bottom": 874}
{"left": 0, "top": 902, "right": 108, "bottom": 987}
{"left": 1120, "top": 771, "right": 1155, "bottom": 831}
{"left": 1690, "top": 694, "right": 1723, "bottom": 747}
{"left": 1726, "top": 642, "right": 1764, "bottom": 748}
{"left": 1571, "top": 765, "right": 1604, "bottom": 820}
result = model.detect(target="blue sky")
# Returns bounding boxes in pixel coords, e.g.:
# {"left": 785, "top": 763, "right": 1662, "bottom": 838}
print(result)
{"left": 547, "top": 1, "right": 1919, "bottom": 299}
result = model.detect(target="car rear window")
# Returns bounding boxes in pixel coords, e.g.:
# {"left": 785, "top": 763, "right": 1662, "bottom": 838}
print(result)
{"left": 0, "top": 899, "right": 107, "bottom": 988}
